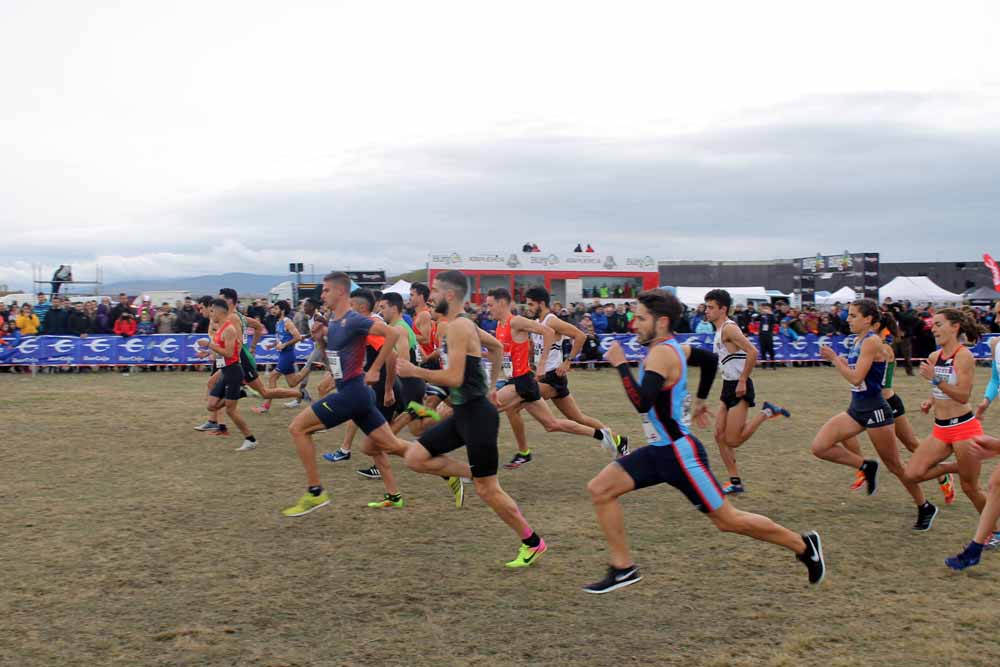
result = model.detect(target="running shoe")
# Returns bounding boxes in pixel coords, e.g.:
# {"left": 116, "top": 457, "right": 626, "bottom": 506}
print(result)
{"left": 796, "top": 531, "right": 826, "bottom": 584}
{"left": 583, "top": 565, "right": 642, "bottom": 594}
{"left": 357, "top": 465, "right": 381, "bottom": 480}
{"left": 984, "top": 532, "right": 1000, "bottom": 551}
{"left": 245, "top": 385, "right": 262, "bottom": 399}
{"left": 208, "top": 426, "right": 230, "bottom": 437}
{"left": 282, "top": 491, "right": 331, "bottom": 517}
{"left": 447, "top": 476, "right": 465, "bottom": 509}
{"left": 235, "top": 439, "right": 257, "bottom": 452}
{"left": 939, "top": 474, "right": 956, "bottom": 505}
{"left": 301, "top": 387, "right": 312, "bottom": 403}
{"left": 913, "top": 502, "right": 939, "bottom": 532}
{"left": 723, "top": 483, "right": 745, "bottom": 495}
{"left": 503, "top": 451, "right": 533, "bottom": 469}
{"left": 284, "top": 399, "right": 301, "bottom": 408}
{"left": 505, "top": 539, "right": 548, "bottom": 568}
{"left": 367, "top": 494, "right": 404, "bottom": 509}
{"left": 850, "top": 470, "right": 866, "bottom": 491}
{"left": 599, "top": 428, "right": 620, "bottom": 458}
{"left": 322, "top": 449, "right": 351, "bottom": 462}
{"left": 251, "top": 406, "right": 269, "bottom": 414}
{"left": 407, "top": 401, "right": 441, "bottom": 421}
{"left": 762, "top": 401, "right": 791, "bottom": 418}
{"left": 945, "top": 542, "right": 983, "bottom": 571}
{"left": 193, "top": 421, "right": 220, "bottom": 432}
{"left": 615, "top": 434, "right": 630, "bottom": 458}
{"left": 860, "top": 459, "right": 879, "bottom": 496}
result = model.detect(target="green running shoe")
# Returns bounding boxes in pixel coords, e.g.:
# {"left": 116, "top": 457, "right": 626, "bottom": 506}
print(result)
{"left": 282, "top": 491, "right": 331, "bottom": 517}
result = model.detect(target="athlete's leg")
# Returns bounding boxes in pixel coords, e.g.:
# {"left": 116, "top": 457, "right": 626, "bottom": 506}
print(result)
{"left": 473, "top": 475, "right": 536, "bottom": 539}
{"left": 954, "top": 440, "right": 987, "bottom": 513}
{"left": 974, "top": 460, "right": 1000, "bottom": 543}
{"left": 714, "top": 404, "right": 739, "bottom": 478}
{"left": 867, "top": 425, "right": 926, "bottom": 505}
{"left": 249, "top": 375, "right": 302, "bottom": 401}
{"left": 587, "top": 462, "right": 637, "bottom": 568}
{"left": 811, "top": 413, "right": 866, "bottom": 467}
{"left": 342, "top": 421, "right": 358, "bottom": 453}
{"left": 842, "top": 435, "right": 864, "bottom": 457}
{"left": 316, "top": 374, "right": 335, "bottom": 398}
{"left": 507, "top": 407, "right": 530, "bottom": 453}
{"left": 402, "top": 436, "right": 473, "bottom": 479}
{"left": 905, "top": 437, "right": 957, "bottom": 483}
{"left": 707, "top": 500, "right": 807, "bottom": 554}
{"left": 361, "top": 436, "right": 399, "bottom": 496}
{"left": 259, "top": 369, "right": 280, "bottom": 410}
{"left": 523, "top": 399, "right": 601, "bottom": 437}
{"left": 288, "top": 408, "right": 330, "bottom": 487}
{"left": 725, "top": 400, "right": 776, "bottom": 448}
{"left": 552, "top": 393, "right": 606, "bottom": 431}
{"left": 224, "top": 399, "right": 252, "bottom": 438}
{"left": 894, "top": 415, "right": 923, "bottom": 453}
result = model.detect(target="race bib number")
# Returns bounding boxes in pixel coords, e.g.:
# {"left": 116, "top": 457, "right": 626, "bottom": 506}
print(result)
{"left": 681, "top": 395, "right": 693, "bottom": 428}
{"left": 441, "top": 350, "right": 449, "bottom": 370}
{"left": 326, "top": 351, "right": 343, "bottom": 379}
{"left": 641, "top": 414, "right": 662, "bottom": 444}
{"left": 215, "top": 357, "right": 225, "bottom": 369}
{"left": 502, "top": 353, "right": 513, "bottom": 379}
{"left": 414, "top": 345, "right": 424, "bottom": 364}
{"left": 848, "top": 365, "right": 865, "bottom": 392}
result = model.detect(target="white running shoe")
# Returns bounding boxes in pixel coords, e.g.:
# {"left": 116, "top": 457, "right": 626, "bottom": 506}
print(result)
{"left": 599, "top": 428, "right": 618, "bottom": 457}
{"left": 284, "top": 399, "right": 301, "bottom": 408}
{"left": 235, "top": 439, "right": 257, "bottom": 452}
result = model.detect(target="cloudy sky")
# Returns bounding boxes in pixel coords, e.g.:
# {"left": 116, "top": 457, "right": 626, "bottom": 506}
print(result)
{"left": 2, "top": 1, "right": 999, "bottom": 289}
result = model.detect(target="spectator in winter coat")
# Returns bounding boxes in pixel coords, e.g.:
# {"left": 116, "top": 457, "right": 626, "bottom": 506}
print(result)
{"left": 68, "top": 302, "right": 94, "bottom": 337}
{"left": 16, "top": 304, "right": 40, "bottom": 335}
{"left": 137, "top": 311, "right": 155, "bottom": 335}
{"left": 176, "top": 299, "right": 197, "bottom": 333}
{"left": 155, "top": 303, "right": 178, "bottom": 334}
{"left": 110, "top": 293, "right": 133, "bottom": 325}
{"left": 114, "top": 312, "right": 138, "bottom": 337}
{"left": 609, "top": 305, "right": 629, "bottom": 333}
{"left": 33, "top": 293, "right": 51, "bottom": 322}
{"left": 43, "top": 297, "right": 70, "bottom": 335}
{"left": 590, "top": 306, "right": 609, "bottom": 334}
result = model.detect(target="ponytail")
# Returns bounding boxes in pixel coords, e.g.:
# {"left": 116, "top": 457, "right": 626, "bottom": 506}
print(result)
{"left": 937, "top": 308, "right": 981, "bottom": 345}
{"left": 879, "top": 311, "right": 900, "bottom": 339}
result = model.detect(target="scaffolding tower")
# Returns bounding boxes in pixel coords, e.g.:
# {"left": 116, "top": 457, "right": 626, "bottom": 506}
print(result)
{"left": 32, "top": 264, "right": 104, "bottom": 297}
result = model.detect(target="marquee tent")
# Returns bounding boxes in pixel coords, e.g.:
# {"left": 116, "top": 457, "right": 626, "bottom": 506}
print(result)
{"left": 879, "top": 276, "right": 962, "bottom": 305}
{"left": 381, "top": 279, "right": 412, "bottom": 297}
{"left": 673, "top": 286, "right": 770, "bottom": 308}
{"left": 816, "top": 286, "right": 857, "bottom": 305}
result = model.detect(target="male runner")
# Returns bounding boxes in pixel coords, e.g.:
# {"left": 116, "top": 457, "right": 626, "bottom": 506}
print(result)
{"left": 503, "top": 286, "right": 629, "bottom": 468}
{"left": 705, "top": 289, "right": 790, "bottom": 494}
{"left": 283, "top": 298, "right": 329, "bottom": 407}
{"left": 380, "top": 293, "right": 435, "bottom": 436}
{"left": 488, "top": 288, "right": 626, "bottom": 458}
{"left": 397, "top": 270, "right": 547, "bottom": 568}
{"left": 283, "top": 273, "right": 467, "bottom": 516}
{"left": 253, "top": 300, "right": 303, "bottom": 414}
{"left": 584, "top": 289, "right": 824, "bottom": 593}
{"left": 199, "top": 299, "right": 258, "bottom": 451}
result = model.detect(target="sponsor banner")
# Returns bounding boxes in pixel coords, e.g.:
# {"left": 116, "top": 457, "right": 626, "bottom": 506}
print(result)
{"left": 428, "top": 251, "right": 659, "bottom": 273}
{"left": 2, "top": 333, "right": 995, "bottom": 365}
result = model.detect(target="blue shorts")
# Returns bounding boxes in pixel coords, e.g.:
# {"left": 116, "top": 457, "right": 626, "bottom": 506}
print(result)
{"left": 310, "top": 377, "right": 386, "bottom": 434}
{"left": 616, "top": 436, "right": 725, "bottom": 513}
{"left": 276, "top": 351, "right": 296, "bottom": 375}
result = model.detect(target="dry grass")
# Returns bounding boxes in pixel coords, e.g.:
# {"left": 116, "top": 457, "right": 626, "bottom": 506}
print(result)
{"left": 3, "top": 366, "right": 1000, "bottom": 666}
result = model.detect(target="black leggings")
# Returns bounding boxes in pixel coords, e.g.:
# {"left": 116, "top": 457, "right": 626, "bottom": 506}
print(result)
{"left": 759, "top": 334, "right": 775, "bottom": 365}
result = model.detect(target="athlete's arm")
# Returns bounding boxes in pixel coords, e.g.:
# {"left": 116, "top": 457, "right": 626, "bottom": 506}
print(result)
{"left": 725, "top": 324, "right": 758, "bottom": 386}
{"left": 245, "top": 316, "right": 265, "bottom": 349}
{"left": 205, "top": 326, "right": 237, "bottom": 358}
{"left": 932, "top": 348, "right": 974, "bottom": 405}
{"left": 606, "top": 341, "right": 678, "bottom": 413}
{"left": 830, "top": 335, "right": 880, "bottom": 386}
{"left": 477, "top": 327, "right": 504, "bottom": 388}
{"left": 413, "top": 311, "right": 432, "bottom": 346}
{"left": 548, "top": 317, "right": 585, "bottom": 374}
{"left": 366, "top": 320, "right": 400, "bottom": 380}
{"left": 282, "top": 318, "right": 303, "bottom": 349}
{"left": 399, "top": 319, "right": 471, "bottom": 387}
{"left": 512, "top": 315, "right": 555, "bottom": 367}
{"left": 982, "top": 339, "right": 999, "bottom": 405}
{"left": 683, "top": 345, "right": 719, "bottom": 400}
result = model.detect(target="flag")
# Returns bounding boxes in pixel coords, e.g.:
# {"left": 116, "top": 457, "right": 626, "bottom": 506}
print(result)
{"left": 985, "top": 253, "right": 1000, "bottom": 291}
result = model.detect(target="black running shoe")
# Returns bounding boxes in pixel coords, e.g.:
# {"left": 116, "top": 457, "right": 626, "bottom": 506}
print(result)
{"left": 356, "top": 465, "right": 381, "bottom": 480}
{"left": 503, "top": 451, "right": 533, "bottom": 469}
{"left": 616, "top": 434, "right": 630, "bottom": 458}
{"left": 583, "top": 565, "right": 642, "bottom": 594}
{"left": 796, "top": 531, "right": 826, "bottom": 585}
{"left": 860, "top": 459, "right": 879, "bottom": 496}
{"left": 913, "top": 501, "right": 939, "bottom": 532}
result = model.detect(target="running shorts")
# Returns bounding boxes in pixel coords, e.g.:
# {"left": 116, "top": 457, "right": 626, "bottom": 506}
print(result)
{"left": 847, "top": 399, "right": 895, "bottom": 430}
{"left": 617, "top": 435, "right": 725, "bottom": 513}
{"left": 418, "top": 397, "right": 500, "bottom": 478}
{"left": 311, "top": 376, "right": 386, "bottom": 434}
{"left": 720, "top": 378, "right": 755, "bottom": 409}
{"left": 932, "top": 413, "right": 983, "bottom": 444}
{"left": 209, "top": 364, "right": 245, "bottom": 401}
{"left": 539, "top": 370, "right": 570, "bottom": 399}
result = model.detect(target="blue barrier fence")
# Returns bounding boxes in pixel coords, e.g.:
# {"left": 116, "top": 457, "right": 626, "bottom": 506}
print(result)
{"left": 1, "top": 333, "right": 996, "bottom": 366}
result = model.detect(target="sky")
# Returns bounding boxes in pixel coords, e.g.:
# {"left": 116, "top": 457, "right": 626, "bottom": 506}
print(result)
{"left": 1, "top": 1, "right": 999, "bottom": 290}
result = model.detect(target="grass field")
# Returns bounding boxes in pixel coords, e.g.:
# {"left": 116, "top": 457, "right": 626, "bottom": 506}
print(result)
{"left": 4, "top": 366, "right": 1000, "bottom": 666}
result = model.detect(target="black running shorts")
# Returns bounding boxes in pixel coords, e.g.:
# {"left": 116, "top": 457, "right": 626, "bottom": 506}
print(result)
{"left": 886, "top": 393, "right": 905, "bottom": 419}
{"left": 418, "top": 397, "right": 500, "bottom": 478}
{"left": 240, "top": 347, "right": 259, "bottom": 384}
{"left": 847, "top": 399, "right": 895, "bottom": 429}
{"left": 210, "top": 363, "right": 245, "bottom": 401}
{"left": 539, "top": 370, "right": 570, "bottom": 399}
{"left": 720, "top": 378, "right": 755, "bottom": 409}
{"left": 513, "top": 372, "right": 542, "bottom": 403}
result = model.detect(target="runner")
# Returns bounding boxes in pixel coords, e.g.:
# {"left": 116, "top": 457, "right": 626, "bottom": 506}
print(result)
{"left": 193, "top": 296, "right": 231, "bottom": 434}
{"left": 379, "top": 292, "right": 437, "bottom": 436}
{"left": 488, "top": 287, "right": 626, "bottom": 458}
{"left": 503, "top": 286, "right": 628, "bottom": 469}
{"left": 199, "top": 298, "right": 258, "bottom": 452}
{"left": 283, "top": 298, "right": 329, "bottom": 408}
{"left": 904, "top": 308, "right": 988, "bottom": 525}
{"left": 252, "top": 300, "right": 303, "bottom": 414}
{"left": 396, "top": 270, "right": 548, "bottom": 568}
{"left": 945, "top": 431, "right": 1000, "bottom": 569}
{"left": 842, "top": 316, "right": 955, "bottom": 503}
{"left": 584, "top": 289, "right": 824, "bottom": 593}
{"left": 813, "top": 299, "right": 938, "bottom": 531}
{"left": 282, "top": 274, "right": 467, "bottom": 517}
{"left": 704, "top": 289, "right": 790, "bottom": 494}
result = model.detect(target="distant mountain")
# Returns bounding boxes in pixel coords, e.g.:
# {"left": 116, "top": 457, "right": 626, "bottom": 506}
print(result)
{"left": 104, "top": 273, "right": 291, "bottom": 296}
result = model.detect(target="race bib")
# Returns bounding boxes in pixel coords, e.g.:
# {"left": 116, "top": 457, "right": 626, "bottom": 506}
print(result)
{"left": 502, "top": 353, "right": 513, "bottom": 379}
{"left": 326, "top": 351, "right": 343, "bottom": 379}
{"left": 215, "top": 357, "right": 225, "bottom": 369}
{"left": 848, "top": 365, "right": 865, "bottom": 392}
{"left": 414, "top": 345, "right": 424, "bottom": 364}
{"left": 681, "top": 395, "right": 693, "bottom": 428}
{"left": 441, "top": 350, "right": 449, "bottom": 370}
{"left": 641, "top": 414, "right": 662, "bottom": 444}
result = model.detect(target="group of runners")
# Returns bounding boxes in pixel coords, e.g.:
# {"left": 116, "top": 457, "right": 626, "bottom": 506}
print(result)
{"left": 189, "top": 274, "right": 1000, "bottom": 593}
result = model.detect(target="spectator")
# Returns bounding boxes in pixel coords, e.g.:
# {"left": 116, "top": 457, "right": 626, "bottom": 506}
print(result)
{"left": 110, "top": 293, "right": 132, "bottom": 324}
{"left": 818, "top": 313, "right": 838, "bottom": 336}
{"left": 689, "top": 304, "right": 707, "bottom": 332}
{"left": 176, "top": 298, "right": 198, "bottom": 333}
{"left": 68, "top": 302, "right": 94, "bottom": 337}
{"left": 247, "top": 298, "right": 268, "bottom": 323}
{"left": 261, "top": 302, "right": 278, "bottom": 334}
{"left": 43, "top": 296, "right": 70, "bottom": 335}
{"left": 0, "top": 318, "right": 21, "bottom": 365}
{"left": 477, "top": 303, "right": 497, "bottom": 335}
{"left": 590, "top": 305, "right": 609, "bottom": 334}
{"left": 571, "top": 302, "right": 587, "bottom": 326}
{"left": 609, "top": 304, "right": 628, "bottom": 333}
{"left": 137, "top": 310, "right": 155, "bottom": 335}
{"left": 780, "top": 317, "right": 799, "bottom": 341}
{"left": 193, "top": 296, "right": 213, "bottom": 334}
{"left": 585, "top": 244, "right": 594, "bottom": 253}
{"left": 135, "top": 295, "right": 156, "bottom": 320}
{"left": 695, "top": 316, "right": 715, "bottom": 334}
{"left": 155, "top": 303, "right": 178, "bottom": 333}
{"left": 33, "top": 292, "right": 51, "bottom": 322}
{"left": 293, "top": 301, "right": 309, "bottom": 334}
{"left": 16, "top": 304, "right": 40, "bottom": 335}
{"left": 531, "top": 243, "right": 540, "bottom": 252}
{"left": 574, "top": 243, "right": 583, "bottom": 253}
{"left": 0, "top": 302, "right": 8, "bottom": 325}
{"left": 113, "top": 311, "right": 137, "bottom": 337}
{"left": 577, "top": 313, "right": 603, "bottom": 362}
{"left": 787, "top": 310, "right": 807, "bottom": 337}
{"left": 51, "top": 265, "right": 72, "bottom": 295}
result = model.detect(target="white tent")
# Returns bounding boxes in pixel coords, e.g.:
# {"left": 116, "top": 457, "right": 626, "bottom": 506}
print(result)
{"left": 382, "top": 279, "right": 412, "bottom": 298}
{"left": 673, "top": 286, "right": 770, "bottom": 308}
{"left": 879, "top": 276, "right": 962, "bottom": 305}
{"left": 816, "top": 286, "right": 857, "bottom": 306}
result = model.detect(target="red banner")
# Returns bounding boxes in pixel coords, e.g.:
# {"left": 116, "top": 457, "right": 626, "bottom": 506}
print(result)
{"left": 985, "top": 253, "right": 1000, "bottom": 291}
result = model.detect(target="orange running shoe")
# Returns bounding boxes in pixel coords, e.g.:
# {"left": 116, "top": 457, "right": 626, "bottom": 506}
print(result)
{"left": 939, "top": 474, "right": 956, "bottom": 505}
{"left": 850, "top": 470, "right": 866, "bottom": 491}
